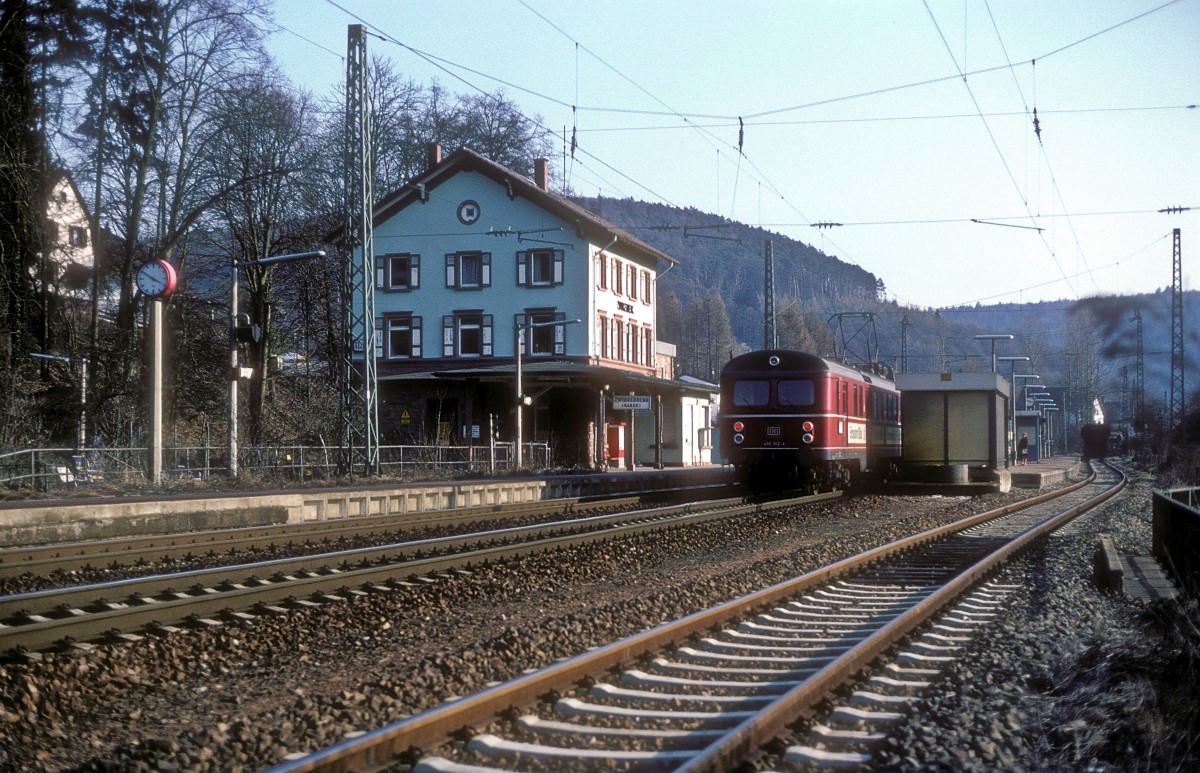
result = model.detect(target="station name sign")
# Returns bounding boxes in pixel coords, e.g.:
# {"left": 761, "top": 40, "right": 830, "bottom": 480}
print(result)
{"left": 612, "top": 394, "right": 652, "bottom": 411}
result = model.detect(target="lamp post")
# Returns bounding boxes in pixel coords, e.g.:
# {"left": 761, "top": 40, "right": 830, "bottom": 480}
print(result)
{"left": 514, "top": 317, "right": 580, "bottom": 469}
{"left": 974, "top": 334, "right": 1013, "bottom": 372}
{"left": 998, "top": 356, "right": 1030, "bottom": 464}
{"left": 229, "top": 250, "right": 323, "bottom": 476}
{"left": 31, "top": 352, "right": 90, "bottom": 449}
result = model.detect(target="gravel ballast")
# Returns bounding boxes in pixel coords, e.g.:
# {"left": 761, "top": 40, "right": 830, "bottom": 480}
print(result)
{"left": 0, "top": 466, "right": 1195, "bottom": 771}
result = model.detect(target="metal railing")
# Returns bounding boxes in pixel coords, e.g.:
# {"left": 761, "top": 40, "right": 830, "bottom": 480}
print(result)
{"left": 0, "top": 442, "right": 552, "bottom": 490}
{"left": 1153, "top": 487, "right": 1200, "bottom": 599}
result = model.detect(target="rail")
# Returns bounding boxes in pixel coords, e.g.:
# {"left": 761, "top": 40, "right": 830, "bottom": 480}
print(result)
{"left": 1153, "top": 487, "right": 1200, "bottom": 598}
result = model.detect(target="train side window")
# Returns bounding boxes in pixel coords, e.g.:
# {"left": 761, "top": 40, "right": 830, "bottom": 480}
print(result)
{"left": 733, "top": 380, "right": 770, "bottom": 406}
{"left": 777, "top": 379, "right": 814, "bottom": 407}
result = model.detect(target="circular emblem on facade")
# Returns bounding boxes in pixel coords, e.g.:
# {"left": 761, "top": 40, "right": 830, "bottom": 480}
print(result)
{"left": 457, "top": 200, "right": 481, "bottom": 225}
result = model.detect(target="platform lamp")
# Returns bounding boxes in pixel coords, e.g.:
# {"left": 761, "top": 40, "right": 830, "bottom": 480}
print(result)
{"left": 974, "top": 334, "right": 1013, "bottom": 372}
{"left": 228, "top": 250, "right": 324, "bottom": 477}
{"left": 998, "top": 356, "right": 1031, "bottom": 464}
{"left": 514, "top": 317, "right": 580, "bottom": 469}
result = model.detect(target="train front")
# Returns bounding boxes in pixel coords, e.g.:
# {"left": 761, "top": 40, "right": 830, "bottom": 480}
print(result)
{"left": 718, "top": 351, "right": 821, "bottom": 486}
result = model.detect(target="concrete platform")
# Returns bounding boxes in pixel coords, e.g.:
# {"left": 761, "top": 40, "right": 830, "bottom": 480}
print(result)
{"left": 1121, "top": 555, "right": 1180, "bottom": 603}
{"left": 1009, "top": 454, "right": 1081, "bottom": 489}
{"left": 0, "top": 465, "right": 734, "bottom": 548}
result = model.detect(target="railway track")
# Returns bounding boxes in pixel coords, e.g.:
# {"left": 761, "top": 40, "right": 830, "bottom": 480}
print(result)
{"left": 0, "top": 489, "right": 834, "bottom": 657}
{"left": 266, "top": 462, "right": 1124, "bottom": 773}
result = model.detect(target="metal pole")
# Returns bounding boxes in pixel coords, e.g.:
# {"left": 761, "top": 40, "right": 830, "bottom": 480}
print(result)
{"left": 515, "top": 326, "right": 524, "bottom": 469}
{"left": 150, "top": 299, "right": 163, "bottom": 484}
{"left": 228, "top": 260, "right": 239, "bottom": 476}
{"left": 78, "top": 359, "right": 87, "bottom": 450}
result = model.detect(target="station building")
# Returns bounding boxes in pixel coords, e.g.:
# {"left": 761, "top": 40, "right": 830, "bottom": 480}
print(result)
{"left": 356, "top": 145, "right": 714, "bottom": 469}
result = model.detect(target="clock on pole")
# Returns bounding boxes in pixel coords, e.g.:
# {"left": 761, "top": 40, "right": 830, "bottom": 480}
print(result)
{"left": 136, "top": 259, "right": 178, "bottom": 298}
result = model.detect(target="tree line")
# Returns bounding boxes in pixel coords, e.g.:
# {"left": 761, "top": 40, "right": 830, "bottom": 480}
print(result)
{"left": 0, "top": 0, "right": 552, "bottom": 453}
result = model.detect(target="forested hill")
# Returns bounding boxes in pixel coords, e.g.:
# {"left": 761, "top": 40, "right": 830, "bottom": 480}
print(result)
{"left": 572, "top": 196, "right": 881, "bottom": 345}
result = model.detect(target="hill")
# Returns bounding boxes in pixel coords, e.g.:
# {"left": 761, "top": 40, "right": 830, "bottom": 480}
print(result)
{"left": 574, "top": 196, "right": 1190, "bottom": 431}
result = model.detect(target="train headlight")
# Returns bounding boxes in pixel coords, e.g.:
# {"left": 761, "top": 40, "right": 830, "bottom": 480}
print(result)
{"left": 733, "top": 421, "right": 744, "bottom": 432}
{"left": 733, "top": 433, "right": 744, "bottom": 444}
{"left": 802, "top": 433, "right": 814, "bottom": 444}
{"left": 802, "top": 421, "right": 814, "bottom": 432}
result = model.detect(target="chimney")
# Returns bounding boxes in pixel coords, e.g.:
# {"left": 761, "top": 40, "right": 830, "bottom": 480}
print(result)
{"left": 534, "top": 158, "right": 549, "bottom": 191}
{"left": 426, "top": 143, "right": 442, "bottom": 170}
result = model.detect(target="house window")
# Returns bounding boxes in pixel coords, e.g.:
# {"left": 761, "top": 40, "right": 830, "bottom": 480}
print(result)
{"left": 519, "top": 309, "right": 566, "bottom": 356}
{"left": 598, "top": 252, "right": 608, "bottom": 290}
{"left": 613, "top": 259, "right": 623, "bottom": 295}
{"left": 68, "top": 226, "right": 88, "bottom": 247}
{"left": 443, "top": 311, "right": 492, "bottom": 357}
{"left": 614, "top": 319, "right": 625, "bottom": 361}
{"left": 384, "top": 314, "right": 421, "bottom": 359}
{"left": 599, "top": 315, "right": 609, "bottom": 359}
{"left": 517, "top": 249, "right": 564, "bottom": 287}
{"left": 642, "top": 270, "right": 651, "bottom": 304}
{"left": 445, "top": 251, "right": 491, "bottom": 289}
{"left": 628, "top": 265, "right": 638, "bottom": 301}
{"left": 377, "top": 253, "right": 420, "bottom": 291}
{"left": 644, "top": 327, "right": 653, "bottom": 365}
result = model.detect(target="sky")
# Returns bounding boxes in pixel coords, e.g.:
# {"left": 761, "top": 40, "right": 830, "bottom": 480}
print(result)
{"left": 262, "top": 0, "right": 1199, "bottom": 310}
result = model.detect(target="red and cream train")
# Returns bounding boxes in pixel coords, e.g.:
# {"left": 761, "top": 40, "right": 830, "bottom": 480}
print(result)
{"left": 718, "top": 349, "right": 901, "bottom": 491}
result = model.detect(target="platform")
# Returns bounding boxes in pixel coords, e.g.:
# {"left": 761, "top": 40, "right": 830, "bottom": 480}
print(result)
{"left": 1009, "top": 454, "right": 1081, "bottom": 489}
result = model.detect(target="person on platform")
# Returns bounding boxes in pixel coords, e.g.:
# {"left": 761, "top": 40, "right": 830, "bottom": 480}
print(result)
{"left": 1018, "top": 433, "right": 1029, "bottom": 465}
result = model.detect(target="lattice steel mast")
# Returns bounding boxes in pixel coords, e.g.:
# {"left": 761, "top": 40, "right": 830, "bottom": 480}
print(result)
{"left": 763, "top": 240, "right": 777, "bottom": 350}
{"left": 339, "top": 24, "right": 379, "bottom": 474}
{"left": 1169, "top": 228, "right": 1183, "bottom": 439}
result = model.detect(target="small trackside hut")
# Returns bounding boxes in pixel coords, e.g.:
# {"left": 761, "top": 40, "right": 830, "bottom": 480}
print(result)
{"left": 893, "top": 371, "right": 1011, "bottom": 494}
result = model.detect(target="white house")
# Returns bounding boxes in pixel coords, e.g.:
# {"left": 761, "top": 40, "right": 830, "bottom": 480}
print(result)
{"left": 355, "top": 146, "right": 714, "bottom": 468}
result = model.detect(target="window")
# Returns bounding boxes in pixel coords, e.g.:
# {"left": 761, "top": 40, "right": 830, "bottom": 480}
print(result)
{"left": 445, "top": 251, "right": 491, "bottom": 289}
{"left": 599, "top": 315, "right": 609, "bottom": 359}
{"left": 628, "top": 265, "right": 638, "bottom": 301}
{"left": 519, "top": 309, "right": 566, "bottom": 356}
{"left": 384, "top": 314, "right": 421, "bottom": 359}
{"left": 517, "top": 249, "right": 564, "bottom": 287}
{"left": 377, "top": 253, "right": 420, "bottom": 291}
{"left": 778, "top": 379, "right": 814, "bottom": 407}
{"left": 443, "top": 311, "right": 492, "bottom": 357}
{"left": 598, "top": 252, "right": 608, "bottom": 290}
{"left": 644, "top": 327, "right": 653, "bottom": 366}
{"left": 613, "top": 259, "right": 623, "bottom": 295}
{"left": 68, "top": 226, "right": 88, "bottom": 248}
{"left": 642, "top": 270, "right": 652, "bottom": 304}
{"left": 733, "top": 380, "right": 770, "bottom": 407}
{"left": 614, "top": 319, "right": 625, "bottom": 361}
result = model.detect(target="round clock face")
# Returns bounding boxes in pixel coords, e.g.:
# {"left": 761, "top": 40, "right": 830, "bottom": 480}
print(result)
{"left": 136, "top": 259, "right": 178, "bottom": 297}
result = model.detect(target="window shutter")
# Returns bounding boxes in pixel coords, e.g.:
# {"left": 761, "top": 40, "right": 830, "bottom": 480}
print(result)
{"left": 629, "top": 266, "right": 637, "bottom": 300}
{"left": 517, "top": 251, "right": 527, "bottom": 287}
{"left": 598, "top": 253, "right": 607, "bottom": 290}
{"left": 412, "top": 317, "right": 422, "bottom": 358}
{"left": 445, "top": 254, "right": 456, "bottom": 287}
{"left": 481, "top": 253, "right": 491, "bottom": 287}
{"left": 411, "top": 255, "right": 420, "bottom": 289}
{"left": 554, "top": 311, "right": 566, "bottom": 355}
{"left": 375, "top": 256, "right": 385, "bottom": 289}
{"left": 553, "top": 250, "right": 564, "bottom": 285}
{"left": 482, "top": 314, "right": 493, "bottom": 356}
{"left": 443, "top": 315, "right": 454, "bottom": 356}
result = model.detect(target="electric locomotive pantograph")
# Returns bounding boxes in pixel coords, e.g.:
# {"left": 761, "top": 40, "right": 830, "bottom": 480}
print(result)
{"left": 718, "top": 349, "right": 901, "bottom": 492}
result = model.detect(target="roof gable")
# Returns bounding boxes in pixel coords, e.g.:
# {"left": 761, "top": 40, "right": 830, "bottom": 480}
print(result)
{"left": 371, "top": 147, "right": 677, "bottom": 266}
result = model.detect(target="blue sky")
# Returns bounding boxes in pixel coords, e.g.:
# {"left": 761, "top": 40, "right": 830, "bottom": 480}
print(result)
{"left": 263, "top": 0, "right": 1199, "bottom": 309}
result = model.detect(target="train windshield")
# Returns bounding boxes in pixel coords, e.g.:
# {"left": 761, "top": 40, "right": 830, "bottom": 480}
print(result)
{"left": 777, "top": 379, "right": 815, "bottom": 406}
{"left": 732, "top": 380, "right": 770, "bottom": 406}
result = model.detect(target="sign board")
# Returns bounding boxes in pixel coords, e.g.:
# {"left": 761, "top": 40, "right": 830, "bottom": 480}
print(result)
{"left": 612, "top": 395, "right": 652, "bottom": 411}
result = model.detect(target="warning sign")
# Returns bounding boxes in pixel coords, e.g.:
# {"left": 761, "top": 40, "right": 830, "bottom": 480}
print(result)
{"left": 400, "top": 409, "right": 412, "bottom": 425}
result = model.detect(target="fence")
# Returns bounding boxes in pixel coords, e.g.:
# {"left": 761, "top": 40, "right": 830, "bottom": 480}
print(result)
{"left": 0, "top": 441, "right": 552, "bottom": 490}
{"left": 1152, "top": 487, "right": 1200, "bottom": 599}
